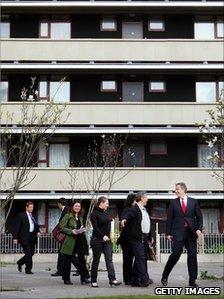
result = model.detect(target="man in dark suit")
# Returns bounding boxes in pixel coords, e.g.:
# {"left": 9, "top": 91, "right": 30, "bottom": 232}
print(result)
{"left": 121, "top": 191, "right": 153, "bottom": 287}
{"left": 51, "top": 197, "right": 68, "bottom": 277}
{"left": 13, "top": 201, "right": 40, "bottom": 274}
{"left": 161, "top": 182, "right": 203, "bottom": 287}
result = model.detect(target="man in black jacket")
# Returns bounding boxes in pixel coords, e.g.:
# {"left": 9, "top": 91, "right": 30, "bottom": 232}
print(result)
{"left": 13, "top": 201, "right": 40, "bottom": 274}
{"left": 121, "top": 191, "right": 153, "bottom": 287}
{"left": 51, "top": 197, "right": 68, "bottom": 277}
{"left": 161, "top": 182, "right": 203, "bottom": 287}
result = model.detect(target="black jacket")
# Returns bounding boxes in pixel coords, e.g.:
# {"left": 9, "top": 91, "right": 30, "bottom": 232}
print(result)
{"left": 166, "top": 197, "right": 203, "bottom": 241}
{"left": 13, "top": 212, "right": 40, "bottom": 245}
{"left": 59, "top": 206, "right": 68, "bottom": 222}
{"left": 122, "top": 204, "right": 152, "bottom": 242}
{"left": 90, "top": 207, "right": 112, "bottom": 240}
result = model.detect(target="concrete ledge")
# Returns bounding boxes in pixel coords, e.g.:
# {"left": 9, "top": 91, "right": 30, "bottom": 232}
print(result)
{"left": 160, "top": 253, "right": 223, "bottom": 263}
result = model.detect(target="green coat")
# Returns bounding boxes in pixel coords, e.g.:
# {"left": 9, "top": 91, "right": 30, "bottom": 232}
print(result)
{"left": 59, "top": 213, "right": 78, "bottom": 255}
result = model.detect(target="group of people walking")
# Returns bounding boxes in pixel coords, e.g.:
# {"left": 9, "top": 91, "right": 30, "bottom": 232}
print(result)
{"left": 13, "top": 182, "right": 203, "bottom": 288}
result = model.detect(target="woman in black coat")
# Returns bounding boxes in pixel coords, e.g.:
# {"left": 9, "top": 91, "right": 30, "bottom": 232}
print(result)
{"left": 117, "top": 193, "right": 136, "bottom": 285}
{"left": 90, "top": 196, "right": 121, "bottom": 288}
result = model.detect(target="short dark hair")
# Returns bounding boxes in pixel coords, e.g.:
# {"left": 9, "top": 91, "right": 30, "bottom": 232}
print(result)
{"left": 135, "top": 191, "right": 147, "bottom": 202}
{"left": 175, "top": 182, "right": 187, "bottom": 193}
{"left": 26, "top": 201, "right": 34, "bottom": 207}
{"left": 56, "top": 197, "right": 67, "bottom": 206}
{"left": 125, "top": 193, "right": 136, "bottom": 207}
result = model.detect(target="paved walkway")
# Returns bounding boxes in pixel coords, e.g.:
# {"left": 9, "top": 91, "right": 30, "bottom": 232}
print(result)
{"left": 0, "top": 257, "right": 223, "bottom": 299}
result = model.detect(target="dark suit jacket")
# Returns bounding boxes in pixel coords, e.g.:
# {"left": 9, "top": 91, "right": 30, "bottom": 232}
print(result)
{"left": 166, "top": 197, "right": 203, "bottom": 241}
{"left": 122, "top": 204, "right": 152, "bottom": 242}
{"left": 59, "top": 206, "right": 68, "bottom": 222}
{"left": 13, "top": 212, "right": 40, "bottom": 245}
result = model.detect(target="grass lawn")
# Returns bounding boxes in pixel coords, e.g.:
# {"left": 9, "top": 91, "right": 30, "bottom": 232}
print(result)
{"left": 61, "top": 296, "right": 223, "bottom": 299}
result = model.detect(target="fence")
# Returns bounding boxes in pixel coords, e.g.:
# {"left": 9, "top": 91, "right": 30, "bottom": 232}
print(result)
{"left": 0, "top": 233, "right": 223, "bottom": 256}
{"left": 158, "top": 233, "right": 224, "bottom": 255}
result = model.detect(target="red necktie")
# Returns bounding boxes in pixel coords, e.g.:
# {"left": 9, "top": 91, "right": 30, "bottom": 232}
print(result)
{"left": 181, "top": 198, "right": 188, "bottom": 227}
{"left": 181, "top": 198, "right": 187, "bottom": 214}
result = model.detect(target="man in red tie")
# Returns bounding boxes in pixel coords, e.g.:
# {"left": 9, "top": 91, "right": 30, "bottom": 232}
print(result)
{"left": 161, "top": 182, "right": 203, "bottom": 287}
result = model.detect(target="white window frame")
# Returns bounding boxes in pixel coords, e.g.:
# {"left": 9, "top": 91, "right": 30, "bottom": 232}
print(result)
{"left": 148, "top": 18, "right": 165, "bottom": 31}
{"left": 101, "top": 80, "right": 117, "bottom": 92}
{"left": 149, "top": 81, "right": 166, "bottom": 93}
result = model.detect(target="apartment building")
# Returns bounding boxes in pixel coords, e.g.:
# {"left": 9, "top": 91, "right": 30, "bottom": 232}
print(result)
{"left": 0, "top": 0, "right": 223, "bottom": 235}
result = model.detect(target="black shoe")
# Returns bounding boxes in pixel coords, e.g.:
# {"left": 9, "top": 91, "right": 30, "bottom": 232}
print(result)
{"left": 25, "top": 271, "right": 34, "bottom": 274}
{"left": 148, "top": 278, "right": 154, "bottom": 284}
{"left": 64, "top": 280, "right": 73, "bottom": 285}
{"left": 81, "top": 278, "right": 91, "bottom": 285}
{"left": 131, "top": 282, "right": 142, "bottom": 287}
{"left": 161, "top": 277, "right": 168, "bottom": 286}
{"left": 51, "top": 272, "right": 62, "bottom": 277}
{"left": 125, "top": 281, "right": 131, "bottom": 285}
{"left": 17, "top": 263, "right": 22, "bottom": 273}
{"left": 189, "top": 281, "right": 198, "bottom": 287}
{"left": 109, "top": 280, "right": 121, "bottom": 287}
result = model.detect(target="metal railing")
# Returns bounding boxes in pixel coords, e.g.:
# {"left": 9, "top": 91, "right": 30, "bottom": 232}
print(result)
{"left": 158, "top": 233, "right": 224, "bottom": 254}
{"left": 1, "top": 233, "right": 223, "bottom": 255}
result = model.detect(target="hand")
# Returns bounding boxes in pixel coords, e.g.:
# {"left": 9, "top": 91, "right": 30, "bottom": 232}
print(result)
{"left": 166, "top": 235, "right": 173, "bottom": 241}
{"left": 72, "top": 229, "right": 78, "bottom": 235}
{"left": 37, "top": 232, "right": 41, "bottom": 238}
{"left": 103, "top": 235, "right": 110, "bottom": 242}
{"left": 13, "top": 239, "right": 18, "bottom": 245}
{"left": 196, "top": 230, "right": 202, "bottom": 237}
{"left": 121, "top": 219, "right": 127, "bottom": 228}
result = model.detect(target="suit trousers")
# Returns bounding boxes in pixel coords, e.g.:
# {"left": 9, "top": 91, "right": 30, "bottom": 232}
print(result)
{"left": 17, "top": 233, "right": 36, "bottom": 272}
{"left": 162, "top": 227, "right": 198, "bottom": 282}
{"left": 120, "top": 239, "right": 134, "bottom": 284}
{"left": 131, "top": 238, "right": 150, "bottom": 285}
{"left": 90, "top": 238, "right": 116, "bottom": 283}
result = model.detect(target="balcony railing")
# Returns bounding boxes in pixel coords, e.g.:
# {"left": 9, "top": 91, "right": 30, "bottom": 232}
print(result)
{"left": 1, "top": 39, "right": 223, "bottom": 62}
{"left": 0, "top": 102, "right": 216, "bottom": 126}
{"left": 1, "top": 168, "right": 222, "bottom": 191}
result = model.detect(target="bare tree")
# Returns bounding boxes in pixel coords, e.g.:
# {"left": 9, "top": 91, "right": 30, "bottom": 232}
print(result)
{"left": 198, "top": 94, "right": 224, "bottom": 186}
{"left": 0, "top": 77, "right": 69, "bottom": 232}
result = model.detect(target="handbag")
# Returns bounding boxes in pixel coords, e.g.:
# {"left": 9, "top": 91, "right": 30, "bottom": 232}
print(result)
{"left": 146, "top": 243, "right": 156, "bottom": 261}
{"left": 52, "top": 223, "right": 66, "bottom": 243}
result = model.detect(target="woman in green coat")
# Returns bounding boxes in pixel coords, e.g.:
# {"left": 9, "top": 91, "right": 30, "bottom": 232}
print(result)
{"left": 60, "top": 201, "right": 90, "bottom": 285}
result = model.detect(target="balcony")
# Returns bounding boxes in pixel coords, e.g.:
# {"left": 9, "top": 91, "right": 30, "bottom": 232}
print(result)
{"left": 1, "top": 168, "right": 222, "bottom": 191}
{"left": 0, "top": 102, "right": 216, "bottom": 126}
{"left": 1, "top": 39, "right": 223, "bottom": 62}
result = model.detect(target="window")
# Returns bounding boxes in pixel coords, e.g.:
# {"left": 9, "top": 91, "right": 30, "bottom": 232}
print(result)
{"left": 149, "top": 81, "right": 166, "bottom": 92}
{"left": 0, "top": 144, "right": 7, "bottom": 167}
{"left": 101, "top": 16, "right": 117, "bottom": 31}
{"left": 40, "top": 21, "right": 71, "bottom": 39}
{"left": 201, "top": 209, "right": 219, "bottom": 233}
{"left": 216, "top": 18, "right": 224, "bottom": 38}
{"left": 197, "top": 144, "right": 218, "bottom": 167}
{"left": 38, "top": 80, "right": 70, "bottom": 102}
{"left": 0, "top": 21, "right": 10, "bottom": 38}
{"left": 49, "top": 144, "right": 70, "bottom": 168}
{"left": 101, "top": 81, "right": 117, "bottom": 92}
{"left": 194, "top": 21, "right": 214, "bottom": 39}
{"left": 148, "top": 18, "right": 165, "bottom": 31}
{"left": 196, "top": 82, "right": 216, "bottom": 103}
{"left": 150, "top": 139, "right": 167, "bottom": 155}
{"left": 194, "top": 17, "right": 224, "bottom": 39}
{"left": 50, "top": 81, "right": 70, "bottom": 102}
{"left": 218, "top": 81, "right": 224, "bottom": 100}
{"left": 0, "top": 81, "right": 8, "bottom": 102}
{"left": 38, "top": 143, "right": 47, "bottom": 167}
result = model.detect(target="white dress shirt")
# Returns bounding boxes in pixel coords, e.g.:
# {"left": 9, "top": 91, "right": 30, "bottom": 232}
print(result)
{"left": 137, "top": 203, "right": 150, "bottom": 234}
{"left": 26, "top": 211, "right": 34, "bottom": 232}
